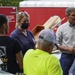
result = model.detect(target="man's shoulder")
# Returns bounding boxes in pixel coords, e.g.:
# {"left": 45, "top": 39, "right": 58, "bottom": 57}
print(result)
{"left": 50, "top": 54, "right": 59, "bottom": 59}
{"left": 25, "top": 49, "right": 34, "bottom": 54}
{"left": 23, "top": 49, "right": 34, "bottom": 59}
{"left": 57, "top": 21, "right": 69, "bottom": 32}
{"left": 7, "top": 36, "right": 17, "bottom": 41}
{"left": 47, "top": 54, "right": 58, "bottom": 60}
{"left": 60, "top": 21, "right": 69, "bottom": 27}
{"left": 43, "top": 54, "right": 59, "bottom": 65}
{"left": 10, "top": 28, "right": 20, "bottom": 36}
{"left": 5, "top": 36, "right": 20, "bottom": 45}
{"left": 0, "top": 36, "right": 14, "bottom": 41}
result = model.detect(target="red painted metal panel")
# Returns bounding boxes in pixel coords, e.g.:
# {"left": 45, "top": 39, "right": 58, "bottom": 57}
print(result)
{"left": 20, "top": 7, "right": 67, "bottom": 32}
{"left": 0, "top": 7, "right": 16, "bottom": 36}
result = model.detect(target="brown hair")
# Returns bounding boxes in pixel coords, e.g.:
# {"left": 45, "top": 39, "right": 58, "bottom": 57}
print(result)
{"left": 16, "top": 11, "right": 30, "bottom": 28}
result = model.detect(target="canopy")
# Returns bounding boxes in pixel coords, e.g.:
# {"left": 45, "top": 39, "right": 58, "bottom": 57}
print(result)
{"left": 19, "top": 0, "right": 75, "bottom": 7}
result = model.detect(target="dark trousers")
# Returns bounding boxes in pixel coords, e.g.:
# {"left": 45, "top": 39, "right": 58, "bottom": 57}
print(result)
{"left": 60, "top": 53, "right": 75, "bottom": 75}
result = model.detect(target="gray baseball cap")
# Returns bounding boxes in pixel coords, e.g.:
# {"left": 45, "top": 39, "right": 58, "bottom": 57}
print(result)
{"left": 38, "top": 29, "right": 56, "bottom": 44}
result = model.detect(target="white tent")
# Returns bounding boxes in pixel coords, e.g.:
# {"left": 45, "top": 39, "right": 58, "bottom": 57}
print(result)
{"left": 20, "top": 0, "right": 75, "bottom": 7}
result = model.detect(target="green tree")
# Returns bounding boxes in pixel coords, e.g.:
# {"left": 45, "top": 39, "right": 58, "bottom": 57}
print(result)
{"left": 0, "top": 0, "right": 24, "bottom": 10}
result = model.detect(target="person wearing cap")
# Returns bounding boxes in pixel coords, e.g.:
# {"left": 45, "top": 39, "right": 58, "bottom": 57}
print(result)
{"left": 10, "top": 11, "right": 35, "bottom": 56}
{"left": 0, "top": 14, "right": 23, "bottom": 74}
{"left": 56, "top": 7, "right": 75, "bottom": 75}
{"left": 23, "top": 29, "right": 63, "bottom": 75}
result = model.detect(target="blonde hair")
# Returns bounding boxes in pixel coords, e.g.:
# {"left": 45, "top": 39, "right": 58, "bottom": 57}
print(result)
{"left": 16, "top": 11, "right": 30, "bottom": 28}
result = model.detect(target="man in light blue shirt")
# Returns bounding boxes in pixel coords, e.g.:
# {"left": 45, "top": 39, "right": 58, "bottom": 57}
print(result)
{"left": 56, "top": 7, "right": 75, "bottom": 75}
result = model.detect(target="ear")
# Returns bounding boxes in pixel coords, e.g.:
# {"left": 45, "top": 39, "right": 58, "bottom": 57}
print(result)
{"left": 3, "top": 23, "right": 7, "bottom": 29}
{"left": 49, "top": 44, "right": 54, "bottom": 53}
{"left": 1, "top": 23, "right": 5, "bottom": 29}
{"left": 66, "top": 14, "right": 68, "bottom": 17}
{"left": 66, "top": 14, "right": 70, "bottom": 18}
{"left": 0, "top": 24, "right": 6, "bottom": 34}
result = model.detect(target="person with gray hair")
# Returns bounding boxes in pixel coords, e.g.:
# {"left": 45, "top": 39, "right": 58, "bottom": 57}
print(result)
{"left": 23, "top": 29, "right": 63, "bottom": 75}
{"left": 56, "top": 7, "right": 75, "bottom": 75}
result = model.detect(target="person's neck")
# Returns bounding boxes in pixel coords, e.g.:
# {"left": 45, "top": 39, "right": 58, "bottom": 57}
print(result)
{"left": 18, "top": 27, "right": 26, "bottom": 32}
{"left": 0, "top": 29, "right": 5, "bottom": 36}
{"left": 36, "top": 46, "right": 51, "bottom": 54}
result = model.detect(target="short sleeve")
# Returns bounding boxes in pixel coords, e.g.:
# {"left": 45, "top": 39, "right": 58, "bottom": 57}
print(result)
{"left": 56, "top": 26, "right": 63, "bottom": 45}
{"left": 14, "top": 39, "right": 22, "bottom": 54}
{"left": 47, "top": 55, "right": 63, "bottom": 75}
{"left": 28, "top": 30, "right": 34, "bottom": 38}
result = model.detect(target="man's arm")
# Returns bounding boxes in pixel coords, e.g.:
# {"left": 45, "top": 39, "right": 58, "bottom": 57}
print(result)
{"left": 16, "top": 51, "right": 23, "bottom": 71}
{"left": 48, "top": 56, "right": 63, "bottom": 75}
{"left": 58, "top": 45, "right": 75, "bottom": 54}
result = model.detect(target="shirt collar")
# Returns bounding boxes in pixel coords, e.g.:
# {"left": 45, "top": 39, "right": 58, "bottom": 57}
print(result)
{"left": 67, "top": 21, "right": 75, "bottom": 27}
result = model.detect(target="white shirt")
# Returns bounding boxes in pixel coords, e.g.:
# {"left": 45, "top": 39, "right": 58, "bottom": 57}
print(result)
{"left": 56, "top": 21, "right": 75, "bottom": 53}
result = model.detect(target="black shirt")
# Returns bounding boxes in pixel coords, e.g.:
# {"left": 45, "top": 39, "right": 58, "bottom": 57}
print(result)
{"left": 0, "top": 36, "right": 22, "bottom": 74}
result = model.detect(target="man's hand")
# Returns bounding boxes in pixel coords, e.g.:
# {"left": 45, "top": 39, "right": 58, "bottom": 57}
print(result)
{"left": 70, "top": 47, "right": 75, "bottom": 54}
